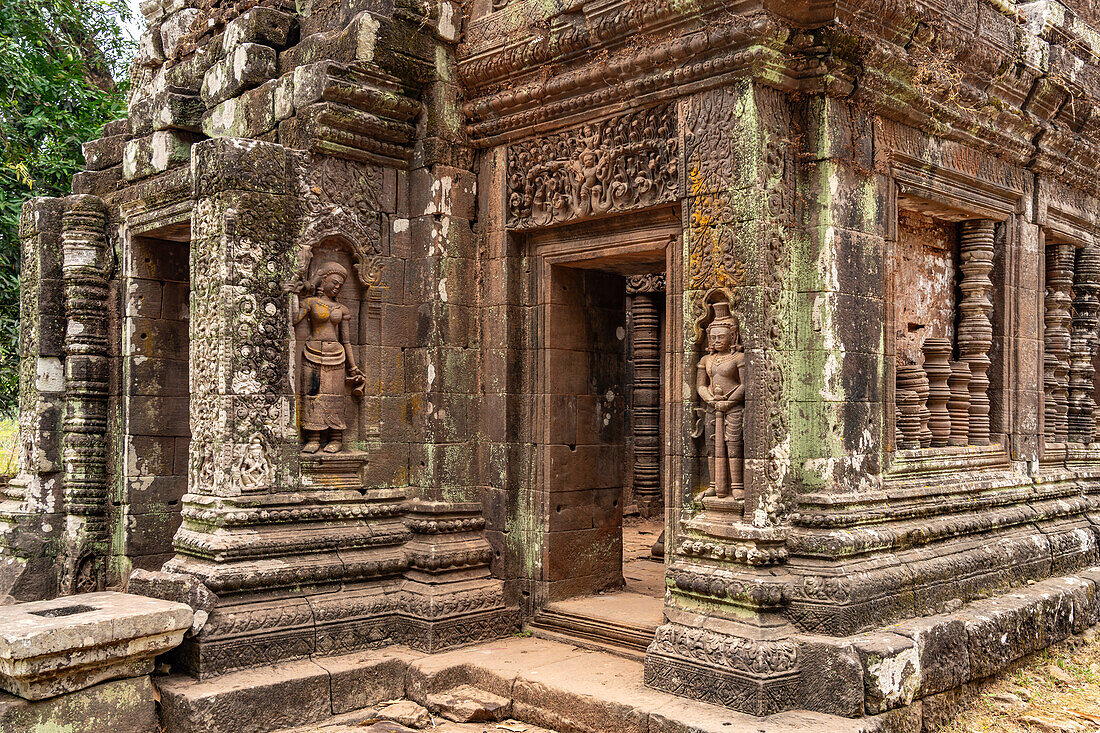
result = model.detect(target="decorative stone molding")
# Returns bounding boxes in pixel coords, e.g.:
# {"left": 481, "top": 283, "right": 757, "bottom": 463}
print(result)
{"left": 506, "top": 103, "right": 677, "bottom": 229}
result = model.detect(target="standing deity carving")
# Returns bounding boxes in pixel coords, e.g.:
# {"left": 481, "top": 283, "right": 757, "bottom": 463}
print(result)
{"left": 293, "top": 261, "right": 366, "bottom": 453}
{"left": 696, "top": 298, "right": 745, "bottom": 502}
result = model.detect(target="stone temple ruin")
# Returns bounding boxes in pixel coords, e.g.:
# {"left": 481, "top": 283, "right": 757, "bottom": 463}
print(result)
{"left": 5, "top": 0, "right": 1100, "bottom": 731}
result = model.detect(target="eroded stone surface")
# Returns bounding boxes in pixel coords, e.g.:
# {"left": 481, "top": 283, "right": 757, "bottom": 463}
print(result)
{"left": 0, "top": 592, "right": 191, "bottom": 700}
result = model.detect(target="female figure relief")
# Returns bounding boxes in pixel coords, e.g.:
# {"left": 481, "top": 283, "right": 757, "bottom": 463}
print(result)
{"left": 696, "top": 300, "right": 745, "bottom": 501}
{"left": 293, "top": 261, "right": 365, "bottom": 453}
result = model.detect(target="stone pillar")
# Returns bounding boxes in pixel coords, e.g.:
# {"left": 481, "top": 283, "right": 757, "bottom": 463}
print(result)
{"left": 626, "top": 274, "right": 664, "bottom": 517}
{"left": 645, "top": 81, "right": 798, "bottom": 715}
{"left": 1068, "top": 241, "right": 1100, "bottom": 443}
{"left": 0, "top": 198, "right": 67, "bottom": 601}
{"left": 58, "top": 196, "right": 111, "bottom": 594}
{"left": 399, "top": 24, "right": 508, "bottom": 644}
{"left": 958, "top": 220, "right": 994, "bottom": 445}
{"left": 1045, "top": 241, "right": 1074, "bottom": 442}
{"left": 164, "top": 139, "right": 412, "bottom": 676}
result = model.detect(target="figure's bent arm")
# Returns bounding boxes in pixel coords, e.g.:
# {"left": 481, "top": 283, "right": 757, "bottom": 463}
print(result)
{"left": 696, "top": 358, "right": 715, "bottom": 403}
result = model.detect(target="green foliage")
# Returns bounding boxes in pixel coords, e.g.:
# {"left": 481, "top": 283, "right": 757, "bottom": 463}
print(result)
{"left": 0, "top": 0, "right": 135, "bottom": 415}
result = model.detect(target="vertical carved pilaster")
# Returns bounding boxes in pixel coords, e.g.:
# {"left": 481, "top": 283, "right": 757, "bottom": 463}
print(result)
{"left": 958, "top": 220, "right": 994, "bottom": 445}
{"left": 1045, "top": 242, "right": 1074, "bottom": 442}
{"left": 59, "top": 195, "right": 111, "bottom": 593}
{"left": 1069, "top": 242, "right": 1100, "bottom": 443}
{"left": 626, "top": 274, "right": 665, "bottom": 517}
{"left": 0, "top": 197, "right": 67, "bottom": 601}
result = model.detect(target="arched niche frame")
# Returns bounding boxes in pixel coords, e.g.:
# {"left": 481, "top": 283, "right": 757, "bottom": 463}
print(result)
{"left": 291, "top": 213, "right": 385, "bottom": 449}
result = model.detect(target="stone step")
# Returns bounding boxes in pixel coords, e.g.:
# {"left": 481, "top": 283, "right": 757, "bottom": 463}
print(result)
{"left": 527, "top": 590, "right": 664, "bottom": 662}
{"left": 162, "top": 636, "right": 881, "bottom": 733}
{"left": 528, "top": 607, "right": 655, "bottom": 661}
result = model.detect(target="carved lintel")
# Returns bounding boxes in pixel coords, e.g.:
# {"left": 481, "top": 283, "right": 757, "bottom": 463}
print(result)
{"left": 506, "top": 103, "right": 678, "bottom": 229}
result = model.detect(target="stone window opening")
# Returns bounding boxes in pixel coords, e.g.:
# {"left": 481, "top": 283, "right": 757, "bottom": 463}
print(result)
{"left": 1042, "top": 232, "right": 1100, "bottom": 448}
{"left": 890, "top": 206, "right": 1000, "bottom": 459}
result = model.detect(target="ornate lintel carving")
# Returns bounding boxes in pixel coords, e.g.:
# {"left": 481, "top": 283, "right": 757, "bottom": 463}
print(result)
{"left": 506, "top": 103, "right": 678, "bottom": 229}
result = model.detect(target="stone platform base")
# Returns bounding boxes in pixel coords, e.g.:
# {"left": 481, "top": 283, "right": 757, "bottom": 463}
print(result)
{"left": 157, "top": 637, "right": 890, "bottom": 733}
{"left": 0, "top": 675, "right": 159, "bottom": 733}
{"left": 156, "top": 565, "right": 1100, "bottom": 732}
{"left": 643, "top": 566, "right": 1100, "bottom": 725}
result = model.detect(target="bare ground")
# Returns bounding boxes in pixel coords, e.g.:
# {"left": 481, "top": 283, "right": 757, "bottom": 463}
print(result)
{"left": 943, "top": 628, "right": 1100, "bottom": 733}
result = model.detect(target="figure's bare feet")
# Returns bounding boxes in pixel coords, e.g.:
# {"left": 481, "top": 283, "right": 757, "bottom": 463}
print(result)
{"left": 323, "top": 440, "right": 342, "bottom": 453}
{"left": 302, "top": 440, "right": 321, "bottom": 454}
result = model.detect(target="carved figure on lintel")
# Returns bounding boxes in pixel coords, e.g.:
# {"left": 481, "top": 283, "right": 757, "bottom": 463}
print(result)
{"left": 696, "top": 295, "right": 745, "bottom": 505}
{"left": 293, "top": 261, "right": 366, "bottom": 454}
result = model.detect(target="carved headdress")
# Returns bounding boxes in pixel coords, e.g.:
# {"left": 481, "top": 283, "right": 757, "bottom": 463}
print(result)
{"left": 310, "top": 261, "right": 349, "bottom": 293}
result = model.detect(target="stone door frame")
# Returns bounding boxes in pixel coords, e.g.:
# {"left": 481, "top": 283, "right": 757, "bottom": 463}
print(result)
{"left": 524, "top": 208, "right": 682, "bottom": 606}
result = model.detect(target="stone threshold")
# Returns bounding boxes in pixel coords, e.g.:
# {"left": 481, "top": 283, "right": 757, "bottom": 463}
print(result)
{"left": 158, "top": 636, "right": 900, "bottom": 733}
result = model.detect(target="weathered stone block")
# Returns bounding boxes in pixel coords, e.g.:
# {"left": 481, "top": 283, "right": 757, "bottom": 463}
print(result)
{"left": 223, "top": 7, "right": 297, "bottom": 53}
{"left": 887, "top": 615, "right": 969, "bottom": 697}
{"left": 963, "top": 592, "right": 1040, "bottom": 679}
{"left": 82, "top": 132, "right": 129, "bottom": 171}
{"left": 0, "top": 676, "right": 158, "bottom": 733}
{"left": 152, "top": 90, "right": 205, "bottom": 132}
{"left": 202, "top": 79, "right": 276, "bottom": 139}
{"left": 313, "top": 649, "right": 410, "bottom": 715}
{"left": 123, "top": 131, "right": 197, "bottom": 182}
{"left": 158, "top": 659, "right": 332, "bottom": 733}
{"left": 71, "top": 167, "right": 121, "bottom": 196}
{"left": 796, "top": 634, "right": 865, "bottom": 716}
{"left": 850, "top": 631, "right": 920, "bottom": 715}
{"left": 0, "top": 592, "right": 191, "bottom": 700}
{"left": 160, "top": 7, "right": 202, "bottom": 60}
{"left": 201, "top": 43, "right": 276, "bottom": 108}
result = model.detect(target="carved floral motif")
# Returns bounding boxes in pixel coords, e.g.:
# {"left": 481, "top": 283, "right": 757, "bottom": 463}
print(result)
{"left": 506, "top": 104, "right": 677, "bottom": 229}
{"left": 649, "top": 625, "right": 798, "bottom": 674}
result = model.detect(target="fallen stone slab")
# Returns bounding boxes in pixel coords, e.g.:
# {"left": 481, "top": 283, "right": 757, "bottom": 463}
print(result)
{"left": 0, "top": 592, "right": 192, "bottom": 700}
{"left": 0, "top": 675, "right": 159, "bottom": 733}
{"left": 426, "top": 684, "right": 510, "bottom": 722}
{"left": 377, "top": 699, "right": 432, "bottom": 728}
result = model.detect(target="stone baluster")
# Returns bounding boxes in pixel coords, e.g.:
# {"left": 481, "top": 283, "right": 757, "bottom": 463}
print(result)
{"left": 896, "top": 365, "right": 931, "bottom": 448}
{"left": 626, "top": 274, "right": 665, "bottom": 517}
{"left": 1045, "top": 242, "right": 1074, "bottom": 442}
{"left": 1069, "top": 242, "right": 1100, "bottom": 443}
{"left": 948, "top": 361, "right": 971, "bottom": 447}
{"left": 958, "top": 220, "right": 994, "bottom": 445}
{"left": 922, "top": 338, "right": 952, "bottom": 447}
{"left": 897, "top": 390, "right": 922, "bottom": 450}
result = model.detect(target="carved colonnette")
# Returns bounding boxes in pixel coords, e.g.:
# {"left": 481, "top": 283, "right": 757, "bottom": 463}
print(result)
{"left": 0, "top": 195, "right": 114, "bottom": 601}
{"left": 626, "top": 273, "right": 665, "bottom": 516}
